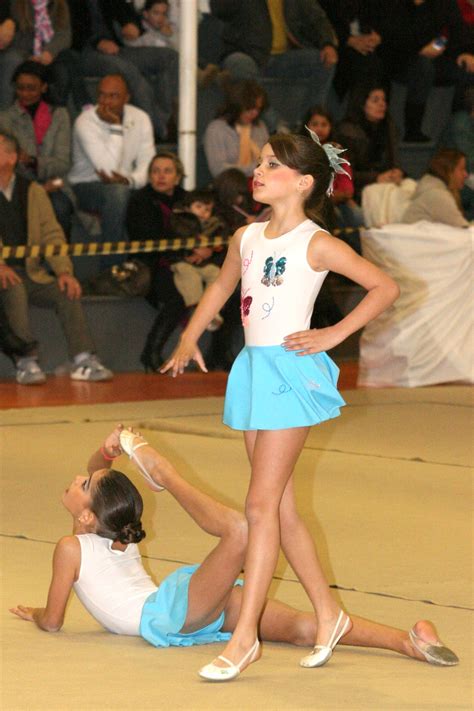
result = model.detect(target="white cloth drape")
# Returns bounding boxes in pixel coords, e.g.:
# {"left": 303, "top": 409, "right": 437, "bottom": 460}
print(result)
{"left": 358, "top": 222, "right": 474, "bottom": 387}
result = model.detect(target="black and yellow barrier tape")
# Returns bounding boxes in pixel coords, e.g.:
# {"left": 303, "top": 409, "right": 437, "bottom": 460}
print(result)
{"left": 0, "top": 227, "right": 361, "bottom": 259}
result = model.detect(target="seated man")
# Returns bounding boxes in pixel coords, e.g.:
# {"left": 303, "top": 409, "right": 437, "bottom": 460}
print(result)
{"left": 68, "top": 74, "right": 155, "bottom": 248}
{"left": 0, "top": 132, "right": 113, "bottom": 385}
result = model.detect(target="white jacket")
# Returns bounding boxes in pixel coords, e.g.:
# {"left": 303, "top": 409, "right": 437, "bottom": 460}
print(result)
{"left": 68, "top": 105, "right": 155, "bottom": 189}
{"left": 402, "top": 174, "right": 469, "bottom": 228}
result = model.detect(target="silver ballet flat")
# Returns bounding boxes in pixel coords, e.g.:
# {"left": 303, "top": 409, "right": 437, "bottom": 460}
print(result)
{"left": 409, "top": 628, "right": 459, "bottom": 666}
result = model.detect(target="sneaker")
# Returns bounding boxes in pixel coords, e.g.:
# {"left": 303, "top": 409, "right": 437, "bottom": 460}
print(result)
{"left": 70, "top": 355, "right": 113, "bottom": 382}
{"left": 16, "top": 359, "right": 46, "bottom": 385}
{"left": 206, "top": 314, "right": 224, "bottom": 332}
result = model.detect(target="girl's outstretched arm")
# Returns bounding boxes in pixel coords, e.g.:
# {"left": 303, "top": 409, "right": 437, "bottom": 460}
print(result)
{"left": 161, "top": 228, "right": 244, "bottom": 377}
{"left": 9, "top": 536, "right": 80, "bottom": 632}
{"left": 284, "top": 232, "right": 400, "bottom": 355}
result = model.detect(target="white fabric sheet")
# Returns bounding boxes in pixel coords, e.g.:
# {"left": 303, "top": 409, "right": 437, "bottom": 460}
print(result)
{"left": 358, "top": 222, "right": 474, "bottom": 387}
{"left": 361, "top": 179, "right": 418, "bottom": 228}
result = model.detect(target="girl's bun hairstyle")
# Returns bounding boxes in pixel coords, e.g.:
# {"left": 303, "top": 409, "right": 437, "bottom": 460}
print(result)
{"left": 118, "top": 521, "right": 146, "bottom": 545}
{"left": 269, "top": 133, "right": 336, "bottom": 231}
{"left": 91, "top": 469, "right": 146, "bottom": 544}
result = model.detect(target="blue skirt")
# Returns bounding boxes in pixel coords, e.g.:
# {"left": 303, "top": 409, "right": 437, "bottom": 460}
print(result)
{"left": 140, "top": 564, "right": 243, "bottom": 648}
{"left": 223, "top": 345, "right": 346, "bottom": 431}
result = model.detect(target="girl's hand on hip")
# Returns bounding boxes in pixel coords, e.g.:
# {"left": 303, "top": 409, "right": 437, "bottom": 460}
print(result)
{"left": 283, "top": 327, "right": 341, "bottom": 355}
{"left": 160, "top": 338, "right": 208, "bottom": 377}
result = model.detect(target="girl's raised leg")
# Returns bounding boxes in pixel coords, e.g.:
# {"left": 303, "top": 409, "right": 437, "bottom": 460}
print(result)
{"left": 124, "top": 437, "right": 249, "bottom": 633}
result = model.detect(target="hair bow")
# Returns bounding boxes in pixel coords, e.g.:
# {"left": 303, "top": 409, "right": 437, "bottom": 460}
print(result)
{"left": 305, "top": 125, "right": 351, "bottom": 196}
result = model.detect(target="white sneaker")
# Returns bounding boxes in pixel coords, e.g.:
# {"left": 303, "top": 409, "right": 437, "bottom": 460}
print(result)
{"left": 70, "top": 355, "right": 113, "bottom": 382}
{"left": 16, "top": 359, "right": 46, "bottom": 385}
{"left": 206, "top": 313, "right": 224, "bottom": 332}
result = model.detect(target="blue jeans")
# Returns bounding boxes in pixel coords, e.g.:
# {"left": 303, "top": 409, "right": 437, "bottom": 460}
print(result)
{"left": 72, "top": 182, "right": 130, "bottom": 243}
{"left": 223, "top": 49, "right": 335, "bottom": 108}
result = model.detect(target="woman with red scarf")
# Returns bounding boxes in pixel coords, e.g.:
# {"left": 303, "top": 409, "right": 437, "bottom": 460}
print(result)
{"left": 0, "top": 59, "right": 73, "bottom": 239}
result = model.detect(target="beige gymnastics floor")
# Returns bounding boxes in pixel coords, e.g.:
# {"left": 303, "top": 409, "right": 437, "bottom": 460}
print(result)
{"left": 1, "top": 388, "right": 472, "bottom": 710}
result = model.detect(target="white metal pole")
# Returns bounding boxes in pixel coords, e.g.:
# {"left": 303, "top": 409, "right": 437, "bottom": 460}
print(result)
{"left": 178, "top": 0, "right": 198, "bottom": 190}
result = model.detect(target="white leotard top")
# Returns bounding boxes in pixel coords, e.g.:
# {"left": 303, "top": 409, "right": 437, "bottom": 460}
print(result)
{"left": 73, "top": 533, "right": 157, "bottom": 635}
{"left": 239, "top": 219, "right": 329, "bottom": 346}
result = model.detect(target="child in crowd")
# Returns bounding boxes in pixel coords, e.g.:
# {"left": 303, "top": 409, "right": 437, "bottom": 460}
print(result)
{"left": 170, "top": 189, "right": 226, "bottom": 332}
{"left": 10, "top": 424, "right": 459, "bottom": 673}
{"left": 124, "top": 0, "right": 178, "bottom": 50}
{"left": 213, "top": 168, "right": 272, "bottom": 232}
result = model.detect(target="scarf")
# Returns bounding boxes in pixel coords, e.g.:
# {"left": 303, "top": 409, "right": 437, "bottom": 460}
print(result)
{"left": 31, "top": 100, "right": 53, "bottom": 147}
{"left": 32, "top": 0, "right": 54, "bottom": 56}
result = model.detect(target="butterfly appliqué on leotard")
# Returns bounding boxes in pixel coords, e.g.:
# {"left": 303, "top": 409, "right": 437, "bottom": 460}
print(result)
{"left": 240, "top": 289, "right": 253, "bottom": 327}
{"left": 261, "top": 256, "right": 287, "bottom": 287}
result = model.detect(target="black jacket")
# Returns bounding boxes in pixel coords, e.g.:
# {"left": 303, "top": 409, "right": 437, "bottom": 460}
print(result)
{"left": 66, "top": 0, "right": 137, "bottom": 51}
{"left": 378, "top": 0, "right": 468, "bottom": 65}
{"left": 210, "top": 0, "right": 337, "bottom": 67}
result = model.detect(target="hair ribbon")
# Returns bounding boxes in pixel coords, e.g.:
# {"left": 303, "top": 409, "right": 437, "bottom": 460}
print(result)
{"left": 305, "top": 125, "right": 351, "bottom": 196}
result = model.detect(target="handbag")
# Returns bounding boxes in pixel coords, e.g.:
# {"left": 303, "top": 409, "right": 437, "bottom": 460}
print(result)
{"left": 82, "top": 259, "right": 151, "bottom": 297}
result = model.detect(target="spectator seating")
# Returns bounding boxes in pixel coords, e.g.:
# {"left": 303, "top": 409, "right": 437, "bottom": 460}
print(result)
{"left": 390, "top": 84, "right": 456, "bottom": 179}
{"left": 358, "top": 222, "right": 474, "bottom": 387}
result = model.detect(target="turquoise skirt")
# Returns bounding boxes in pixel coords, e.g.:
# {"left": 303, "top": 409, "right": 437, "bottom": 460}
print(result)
{"left": 140, "top": 564, "right": 243, "bottom": 648}
{"left": 223, "top": 345, "right": 345, "bottom": 431}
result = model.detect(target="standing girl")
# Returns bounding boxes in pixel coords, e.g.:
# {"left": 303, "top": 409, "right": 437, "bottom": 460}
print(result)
{"left": 161, "top": 131, "right": 400, "bottom": 680}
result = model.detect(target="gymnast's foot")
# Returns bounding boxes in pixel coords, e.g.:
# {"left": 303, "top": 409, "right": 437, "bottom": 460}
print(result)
{"left": 300, "top": 609, "right": 352, "bottom": 668}
{"left": 199, "top": 637, "right": 261, "bottom": 681}
{"left": 119, "top": 428, "right": 166, "bottom": 492}
{"left": 406, "top": 620, "right": 459, "bottom": 666}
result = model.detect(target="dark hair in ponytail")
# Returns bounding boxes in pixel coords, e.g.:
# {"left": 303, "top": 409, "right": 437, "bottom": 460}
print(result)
{"left": 268, "top": 133, "right": 336, "bottom": 231}
{"left": 91, "top": 469, "right": 146, "bottom": 545}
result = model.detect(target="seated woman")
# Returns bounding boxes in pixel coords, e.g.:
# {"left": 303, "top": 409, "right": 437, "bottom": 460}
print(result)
{"left": 402, "top": 148, "right": 470, "bottom": 227}
{"left": 442, "top": 86, "right": 474, "bottom": 220}
{"left": 0, "top": 60, "right": 73, "bottom": 238}
{"left": 203, "top": 79, "right": 269, "bottom": 179}
{"left": 336, "top": 82, "right": 403, "bottom": 202}
{"left": 9, "top": 0, "right": 72, "bottom": 102}
{"left": 126, "top": 151, "right": 189, "bottom": 372}
{"left": 10, "top": 424, "right": 459, "bottom": 675}
{"left": 300, "top": 104, "right": 363, "bottom": 248}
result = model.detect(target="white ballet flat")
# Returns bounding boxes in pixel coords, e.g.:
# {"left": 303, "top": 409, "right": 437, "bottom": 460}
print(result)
{"left": 300, "top": 610, "right": 351, "bottom": 668}
{"left": 119, "top": 429, "right": 165, "bottom": 492}
{"left": 198, "top": 639, "right": 260, "bottom": 682}
{"left": 409, "top": 628, "right": 459, "bottom": 666}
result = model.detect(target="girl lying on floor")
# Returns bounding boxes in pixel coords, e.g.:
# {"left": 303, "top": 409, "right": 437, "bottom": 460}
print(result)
{"left": 10, "top": 425, "right": 458, "bottom": 678}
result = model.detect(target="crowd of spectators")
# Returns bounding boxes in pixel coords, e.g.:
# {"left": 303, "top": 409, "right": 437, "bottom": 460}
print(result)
{"left": 0, "top": 0, "right": 473, "bottom": 384}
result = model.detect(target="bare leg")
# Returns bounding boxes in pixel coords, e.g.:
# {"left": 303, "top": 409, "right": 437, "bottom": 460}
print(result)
{"left": 222, "top": 587, "right": 444, "bottom": 662}
{"left": 125, "top": 441, "right": 248, "bottom": 632}
{"left": 245, "top": 431, "right": 350, "bottom": 649}
{"left": 279, "top": 476, "right": 349, "bottom": 645}
{"left": 207, "top": 427, "right": 310, "bottom": 672}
